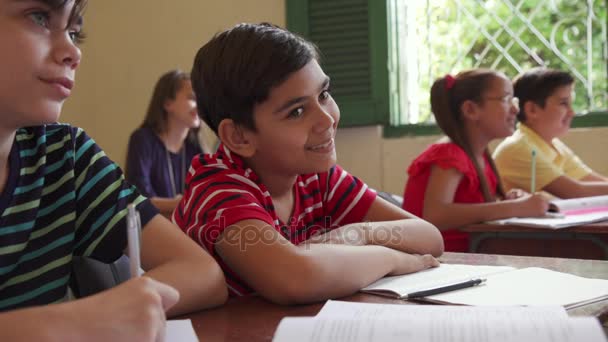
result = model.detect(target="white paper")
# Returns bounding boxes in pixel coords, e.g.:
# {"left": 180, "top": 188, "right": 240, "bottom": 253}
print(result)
{"left": 272, "top": 316, "right": 606, "bottom": 342}
{"left": 165, "top": 319, "right": 198, "bottom": 342}
{"left": 427, "top": 267, "right": 608, "bottom": 308}
{"left": 361, "top": 263, "right": 514, "bottom": 297}
{"left": 551, "top": 195, "right": 608, "bottom": 212}
{"left": 316, "top": 300, "right": 569, "bottom": 320}
{"left": 489, "top": 211, "right": 608, "bottom": 229}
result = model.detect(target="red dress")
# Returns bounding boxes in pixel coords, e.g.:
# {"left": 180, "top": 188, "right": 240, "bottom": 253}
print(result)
{"left": 402, "top": 143, "right": 498, "bottom": 252}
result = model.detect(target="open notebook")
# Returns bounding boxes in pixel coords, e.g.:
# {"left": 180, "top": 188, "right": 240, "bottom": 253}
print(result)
{"left": 360, "top": 263, "right": 608, "bottom": 308}
{"left": 488, "top": 194, "right": 608, "bottom": 229}
{"left": 273, "top": 301, "right": 607, "bottom": 342}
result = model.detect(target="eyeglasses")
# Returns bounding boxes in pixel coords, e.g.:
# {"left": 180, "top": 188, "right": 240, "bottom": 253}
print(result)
{"left": 484, "top": 95, "right": 519, "bottom": 110}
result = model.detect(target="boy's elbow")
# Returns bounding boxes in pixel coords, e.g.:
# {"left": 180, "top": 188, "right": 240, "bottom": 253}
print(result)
{"left": 261, "top": 287, "right": 302, "bottom": 305}
{"left": 177, "top": 255, "right": 228, "bottom": 311}
{"left": 429, "top": 237, "right": 444, "bottom": 257}
{"left": 255, "top": 259, "right": 324, "bottom": 305}
{"left": 257, "top": 281, "right": 313, "bottom": 305}
{"left": 205, "top": 261, "right": 229, "bottom": 307}
{"left": 422, "top": 211, "right": 452, "bottom": 232}
{"left": 418, "top": 219, "right": 445, "bottom": 257}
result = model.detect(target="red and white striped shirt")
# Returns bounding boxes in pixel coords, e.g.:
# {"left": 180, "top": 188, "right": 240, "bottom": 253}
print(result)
{"left": 173, "top": 144, "right": 376, "bottom": 296}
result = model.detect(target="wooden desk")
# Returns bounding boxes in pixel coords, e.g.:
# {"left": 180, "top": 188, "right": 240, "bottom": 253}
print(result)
{"left": 184, "top": 252, "right": 608, "bottom": 342}
{"left": 461, "top": 222, "right": 608, "bottom": 259}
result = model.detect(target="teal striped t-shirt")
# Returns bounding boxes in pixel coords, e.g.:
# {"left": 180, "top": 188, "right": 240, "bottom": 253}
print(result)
{"left": 0, "top": 124, "right": 157, "bottom": 311}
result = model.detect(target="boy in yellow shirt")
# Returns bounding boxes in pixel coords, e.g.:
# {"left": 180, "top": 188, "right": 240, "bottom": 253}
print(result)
{"left": 493, "top": 68, "right": 608, "bottom": 198}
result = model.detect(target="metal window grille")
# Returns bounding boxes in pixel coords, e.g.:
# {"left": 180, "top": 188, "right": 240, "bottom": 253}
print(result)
{"left": 391, "top": 0, "right": 608, "bottom": 125}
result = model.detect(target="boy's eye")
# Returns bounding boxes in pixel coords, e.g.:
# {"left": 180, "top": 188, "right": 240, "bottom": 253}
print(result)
{"left": 69, "top": 30, "right": 85, "bottom": 44}
{"left": 319, "top": 89, "right": 331, "bottom": 100}
{"left": 29, "top": 11, "right": 49, "bottom": 27}
{"left": 288, "top": 107, "right": 304, "bottom": 119}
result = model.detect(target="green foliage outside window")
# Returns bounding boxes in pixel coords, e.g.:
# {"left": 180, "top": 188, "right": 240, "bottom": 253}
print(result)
{"left": 404, "top": 0, "right": 607, "bottom": 124}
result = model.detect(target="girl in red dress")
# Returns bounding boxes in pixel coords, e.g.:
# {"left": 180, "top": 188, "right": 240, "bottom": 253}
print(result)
{"left": 403, "top": 69, "right": 549, "bottom": 252}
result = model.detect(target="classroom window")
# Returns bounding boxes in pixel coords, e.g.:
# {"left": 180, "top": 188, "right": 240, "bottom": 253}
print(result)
{"left": 287, "top": 0, "right": 608, "bottom": 129}
{"left": 393, "top": 0, "right": 608, "bottom": 125}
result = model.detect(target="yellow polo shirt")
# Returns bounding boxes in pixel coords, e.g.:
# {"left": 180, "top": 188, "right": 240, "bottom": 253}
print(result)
{"left": 493, "top": 123, "right": 592, "bottom": 192}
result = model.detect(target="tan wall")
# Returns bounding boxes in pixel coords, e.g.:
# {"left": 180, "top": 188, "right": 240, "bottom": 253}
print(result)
{"left": 62, "top": 2, "right": 607, "bottom": 194}
{"left": 61, "top": 0, "right": 285, "bottom": 166}
{"left": 337, "top": 126, "right": 608, "bottom": 195}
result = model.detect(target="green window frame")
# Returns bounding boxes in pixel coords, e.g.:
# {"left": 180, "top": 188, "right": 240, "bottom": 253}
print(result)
{"left": 286, "top": 0, "right": 391, "bottom": 127}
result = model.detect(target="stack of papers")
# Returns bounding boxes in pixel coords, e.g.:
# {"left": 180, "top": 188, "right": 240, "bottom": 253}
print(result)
{"left": 273, "top": 301, "right": 607, "bottom": 342}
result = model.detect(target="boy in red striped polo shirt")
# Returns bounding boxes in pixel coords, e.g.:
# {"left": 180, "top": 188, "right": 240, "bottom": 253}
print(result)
{"left": 173, "top": 23, "right": 444, "bottom": 304}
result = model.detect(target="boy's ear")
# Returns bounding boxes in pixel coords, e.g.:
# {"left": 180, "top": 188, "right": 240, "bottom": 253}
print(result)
{"left": 217, "top": 119, "right": 256, "bottom": 158}
{"left": 523, "top": 100, "right": 540, "bottom": 122}
{"left": 460, "top": 100, "right": 480, "bottom": 121}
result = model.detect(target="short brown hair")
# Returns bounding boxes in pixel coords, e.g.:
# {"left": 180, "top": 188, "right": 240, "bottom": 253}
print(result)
{"left": 44, "top": 0, "right": 88, "bottom": 28}
{"left": 513, "top": 68, "right": 574, "bottom": 122}
{"left": 191, "top": 23, "right": 319, "bottom": 135}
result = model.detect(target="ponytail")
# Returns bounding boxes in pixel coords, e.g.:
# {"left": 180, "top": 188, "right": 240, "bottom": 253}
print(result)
{"left": 430, "top": 69, "right": 505, "bottom": 201}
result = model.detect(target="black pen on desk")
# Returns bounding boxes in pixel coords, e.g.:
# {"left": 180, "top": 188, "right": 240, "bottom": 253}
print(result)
{"left": 403, "top": 278, "right": 486, "bottom": 300}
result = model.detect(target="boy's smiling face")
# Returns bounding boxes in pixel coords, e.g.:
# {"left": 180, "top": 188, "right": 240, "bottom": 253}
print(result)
{"left": 538, "top": 84, "right": 575, "bottom": 138}
{"left": 244, "top": 59, "right": 340, "bottom": 178}
{"left": 527, "top": 84, "right": 575, "bottom": 141}
{"left": 0, "top": 0, "right": 82, "bottom": 130}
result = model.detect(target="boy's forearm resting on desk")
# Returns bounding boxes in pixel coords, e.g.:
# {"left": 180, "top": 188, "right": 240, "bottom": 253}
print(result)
{"left": 583, "top": 172, "right": 608, "bottom": 182}
{"left": 139, "top": 215, "right": 228, "bottom": 316}
{"left": 307, "top": 195, "right": 444, "bottom": 256}
{"left": 288, "top": 244, "right": 439, "bottom": 303}
{"left": 216, "top": 220, "right": 439, "bottom": 305}
{"left": 306, "top": 219, "right": 444, "bottom": 257}
{"left": 544, "top": 175, "right": 608, "bottom": 199}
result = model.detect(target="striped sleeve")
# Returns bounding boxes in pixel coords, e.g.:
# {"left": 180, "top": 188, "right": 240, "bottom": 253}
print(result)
{"left": 320, "top": 165, "right": 376, "bottom": 227}
{"left": 71, "top": 127, "right": 158, "bottom": 262}
{"left": 173, "top": 170, "right": 275, "bottom": 256}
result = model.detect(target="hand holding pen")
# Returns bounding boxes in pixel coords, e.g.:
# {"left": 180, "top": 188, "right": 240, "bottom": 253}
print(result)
{"left": 512, "top": 193, "right": 550, "bottom": 217}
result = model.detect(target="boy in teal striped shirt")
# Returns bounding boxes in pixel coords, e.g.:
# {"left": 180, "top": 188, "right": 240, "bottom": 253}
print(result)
{"left": 0, "top": 0, "right": 227, "bottom": 340}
